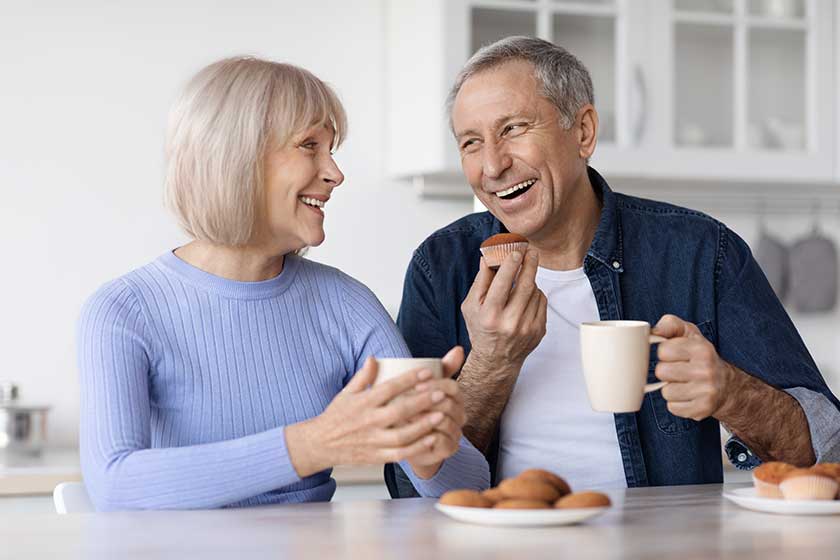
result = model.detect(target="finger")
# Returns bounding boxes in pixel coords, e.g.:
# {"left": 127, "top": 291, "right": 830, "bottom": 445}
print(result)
{"left": 507, "top": 249, "right": 539, "bottom": 311}
{"left": 660, "top": 379, "right": 705, "bottom": 403}
{"left": 523, "top": 288, "right": 542, "bottom": 325}
{"left": 464, "top": 257, "right": 495, "bottom": 305}
{"left": 423, "top": 396, "right": 466, "bottom": 427}
{"left": 535, "top": 289, "right": 548, "bottom": 330}
{"left": 406, "top": 431, "right": 460, "bottom": 463}
{"left": 666, "top": 400, "right": 707, "bottom": 422}
{"left": 652, "top": 314, "right": 701, "bottom": 339}
{"left": 431, "top": 415, "right": 462, "bottom": 441}
{"left": 483, "top": 250, "right": 524, "bottom": 309}
{"left": 375, "top": 386, "right": 447, "bottom": 427}
{"left": 441, "top": 346, "right": 465, "bottom": 378}
{"left": 367, "top": 366, "right": 433, "bottom": 405}
{"left": 376, "top": 411, "right": 444, "bottom": 447}
{"left": 344, "top": 357, "right": 378, "bottom": 393}
{"left": 654, "top": 361, "right": 695, "bottom": 383}
{"left": 379, "top": 433, "right": 438, "bottom": 463}
{"left": 415, "top": 378, "right": 462, "bottom": 405}
{"left": 656, "top": 338, "right": 696, "bottom": 363}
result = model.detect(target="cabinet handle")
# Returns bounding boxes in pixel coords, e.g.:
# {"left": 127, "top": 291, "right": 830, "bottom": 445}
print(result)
{"left": 633, "top": 65, "right": 648, "bottom": 144}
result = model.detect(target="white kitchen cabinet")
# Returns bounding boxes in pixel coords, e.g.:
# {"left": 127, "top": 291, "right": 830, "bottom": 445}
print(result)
{"left": 386, "top": 0, "right": 836, "bottom": 195}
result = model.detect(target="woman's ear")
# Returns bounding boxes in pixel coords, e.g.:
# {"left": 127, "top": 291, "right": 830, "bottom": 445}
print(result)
{"left": 576, "top": 104, "right": 598, "bottom": 160}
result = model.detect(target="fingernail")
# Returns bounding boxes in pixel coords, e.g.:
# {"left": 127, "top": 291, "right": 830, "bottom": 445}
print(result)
{"left": 512, "top": 251, "right": 523, "bottom": 262}
{"left": 424, "top": 435, "right": 436, "bottom": 446}
{"left": 415, "top": 382, "right": 430, "bottom": 392}
{"left": 429, "top": 412, "right": 444, "bottom": 424}
{"left": 417, "top": 369, "right": 432, "bottom": 381}
{"left": 431, "top": 390, "right": 445, "bottom": 403}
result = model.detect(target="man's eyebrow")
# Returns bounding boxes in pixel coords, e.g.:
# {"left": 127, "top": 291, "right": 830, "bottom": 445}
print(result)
{"left": 454, "top": 113, "right": 525, "bottom": 140}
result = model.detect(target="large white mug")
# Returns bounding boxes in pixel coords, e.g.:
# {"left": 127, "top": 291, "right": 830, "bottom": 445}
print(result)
{"left": 580, "top": 321, "right": 668, "bottom": 413}
{"left": 373, "top": 358, "right": 443, "bottom": 386}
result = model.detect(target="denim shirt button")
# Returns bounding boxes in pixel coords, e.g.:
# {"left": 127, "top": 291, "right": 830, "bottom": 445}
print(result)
{"left": 612, "top": 261, "right": 621, "bottom": 269}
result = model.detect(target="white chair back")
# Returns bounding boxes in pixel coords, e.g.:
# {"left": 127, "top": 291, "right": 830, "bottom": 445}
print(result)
{"left": 53, "top": 481, "right": 94, "bottom": 514}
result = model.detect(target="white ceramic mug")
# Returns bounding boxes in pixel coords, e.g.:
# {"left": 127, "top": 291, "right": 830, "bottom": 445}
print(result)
{"left": 580, "top": 320, "right": 668, "bottom": 413}
{"left": 373, "top": 358, "right": 443, "bottom": 386}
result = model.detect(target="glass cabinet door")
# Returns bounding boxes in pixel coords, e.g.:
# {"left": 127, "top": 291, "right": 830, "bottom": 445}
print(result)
{"left": 671, "top": 0, "right": 811, "bottom": 152}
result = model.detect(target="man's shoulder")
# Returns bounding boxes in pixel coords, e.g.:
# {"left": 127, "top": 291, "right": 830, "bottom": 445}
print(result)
{"left": 414, "top": 211, "right": 498, "bottom": 259}
{"left": 613, "top": 192, "right": 724, "bottom": 232}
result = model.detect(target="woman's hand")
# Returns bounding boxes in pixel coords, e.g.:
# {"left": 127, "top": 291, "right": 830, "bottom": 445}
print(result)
{"left": 405, "top": 346, "right": 467, "bottom": 480}
{"left": 285, "top": 357, "right": 450, "bottom": 478}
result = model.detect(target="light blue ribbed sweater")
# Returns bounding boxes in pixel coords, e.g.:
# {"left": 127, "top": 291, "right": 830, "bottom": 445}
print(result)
{"left": 77, "top": 251, "right": 489, "bottom": 511}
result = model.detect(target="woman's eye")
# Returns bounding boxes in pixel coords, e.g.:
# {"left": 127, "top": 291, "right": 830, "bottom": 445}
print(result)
{"left": 301, "top": 141, "right": 318, "bottom": 150}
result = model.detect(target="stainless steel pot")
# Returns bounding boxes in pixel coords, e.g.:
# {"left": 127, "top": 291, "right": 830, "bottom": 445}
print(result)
{"left": 0, "top": 382, "right": 50, "bottom": 456}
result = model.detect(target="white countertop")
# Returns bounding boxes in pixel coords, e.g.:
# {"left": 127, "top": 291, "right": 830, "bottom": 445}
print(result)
{"left": 1, "top": 484, "right": 837, "bottom": 559}
{"left": 0, "top": 449, "right": 385, "bottom": 496}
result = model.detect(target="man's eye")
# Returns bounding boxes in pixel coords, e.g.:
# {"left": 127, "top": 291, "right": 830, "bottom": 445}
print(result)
{"left": 461, "top": 139, "right": 477, "bottom": 151}
{"left": 502, "top": 123, "right": 524, "bottom": 136}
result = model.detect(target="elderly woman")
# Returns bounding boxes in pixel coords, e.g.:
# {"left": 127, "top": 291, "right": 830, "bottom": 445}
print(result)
{"left": 78, "top": 57, "right": 489, "bottom": 510}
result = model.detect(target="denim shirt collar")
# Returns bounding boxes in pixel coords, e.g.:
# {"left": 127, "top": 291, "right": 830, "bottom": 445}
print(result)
{"left": 585, "top": 166, "right": 624, "bottom": 273}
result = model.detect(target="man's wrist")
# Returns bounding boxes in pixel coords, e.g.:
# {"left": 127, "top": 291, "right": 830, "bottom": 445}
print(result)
{"left": 713, "top": 361, "right": 744, "bottom": 423}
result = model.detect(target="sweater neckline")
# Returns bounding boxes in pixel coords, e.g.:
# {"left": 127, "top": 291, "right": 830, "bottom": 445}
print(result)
{"left": 156, "top": 250, "right": 301, "bottom": 299}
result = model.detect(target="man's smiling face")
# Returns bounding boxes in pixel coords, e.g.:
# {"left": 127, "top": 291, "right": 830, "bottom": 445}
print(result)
{"left": 452, "top": 59, "right": 591, "bottom": 240}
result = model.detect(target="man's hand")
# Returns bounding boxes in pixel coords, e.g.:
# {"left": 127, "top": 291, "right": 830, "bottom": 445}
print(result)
{"left": 461, "top": 248, "right": 547, "bottom": 370}
{"left": 652, "top": 314, "right": 732, "bottom": 421}
{"left": 652, "top": 314, "right": 815, "bottom": 465}
{"left": 458, "top": 248, "right": 547, "bottom": 452}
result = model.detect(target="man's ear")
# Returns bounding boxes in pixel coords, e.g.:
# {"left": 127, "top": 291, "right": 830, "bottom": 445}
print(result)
{"left": 576, "top": 104, "right": 598, "bottom": 160}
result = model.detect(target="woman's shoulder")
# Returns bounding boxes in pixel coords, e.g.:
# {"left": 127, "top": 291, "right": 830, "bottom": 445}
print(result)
{"left": 79, "top": 259, "right": 167, "bottom": 323}
{"left": 295, "top": 257, "right": 386, "bottom": 309}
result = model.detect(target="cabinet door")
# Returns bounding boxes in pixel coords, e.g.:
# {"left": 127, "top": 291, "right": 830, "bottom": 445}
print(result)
{"left": 642, "top": 0, "right": 834, "bottom": 182}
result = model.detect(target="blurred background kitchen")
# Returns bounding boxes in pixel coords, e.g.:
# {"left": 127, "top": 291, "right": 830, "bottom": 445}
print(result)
{"left": 2, "top": 0, "right": 839, "bottom": 502}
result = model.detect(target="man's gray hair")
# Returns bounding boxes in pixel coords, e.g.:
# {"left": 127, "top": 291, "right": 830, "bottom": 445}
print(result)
{"left": 447, "top": 36, "right": 594, "bottom": 131}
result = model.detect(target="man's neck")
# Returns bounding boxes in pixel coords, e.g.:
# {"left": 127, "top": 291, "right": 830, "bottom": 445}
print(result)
{"left": 528, "top": 173, "right": 602, "bottom": 271}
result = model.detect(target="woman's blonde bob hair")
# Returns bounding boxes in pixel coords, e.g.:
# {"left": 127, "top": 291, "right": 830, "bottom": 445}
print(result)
{"left": 164, "top": 56, "right": 347, "bottom": 246}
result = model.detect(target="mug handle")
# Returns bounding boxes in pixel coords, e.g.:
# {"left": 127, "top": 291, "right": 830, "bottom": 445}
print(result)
{"left": 644, "top": 335, "right": 668, "bottom": 393}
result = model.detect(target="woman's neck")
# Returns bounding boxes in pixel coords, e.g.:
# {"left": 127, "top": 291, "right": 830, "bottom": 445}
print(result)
{"left": 174, "top": 240, "right": 286, "bottom": 282}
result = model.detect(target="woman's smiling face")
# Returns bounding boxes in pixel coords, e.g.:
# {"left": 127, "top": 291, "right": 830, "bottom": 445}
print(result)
{"left": 257, "top": 123, "right": 345, "bottom": 252}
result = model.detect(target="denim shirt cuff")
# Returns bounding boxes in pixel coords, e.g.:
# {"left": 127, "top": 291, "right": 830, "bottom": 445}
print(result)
{"left": 785, "top": 387, "right": 840, "bottom": 463}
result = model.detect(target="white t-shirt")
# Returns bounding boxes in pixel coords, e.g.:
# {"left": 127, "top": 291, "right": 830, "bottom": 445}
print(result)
{"left": 498, "top": 266, "right": 627, "bottom": 490}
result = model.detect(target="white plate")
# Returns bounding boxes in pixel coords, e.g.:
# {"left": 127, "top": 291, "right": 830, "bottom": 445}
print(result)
{"left": 434, "top": 503, "right": 608, "bottom": 527}
{"left": 723, "top": 487, "right": 840, "bottom": 515}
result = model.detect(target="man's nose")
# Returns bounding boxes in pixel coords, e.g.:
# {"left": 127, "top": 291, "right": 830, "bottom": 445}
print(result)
{"left": 482, "top": 142, "right": 512, "bottom": 180}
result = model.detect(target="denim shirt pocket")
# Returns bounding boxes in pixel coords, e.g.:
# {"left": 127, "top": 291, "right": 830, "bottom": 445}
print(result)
{"left": 645, "top": 320, "right": 716, "bottom": 435}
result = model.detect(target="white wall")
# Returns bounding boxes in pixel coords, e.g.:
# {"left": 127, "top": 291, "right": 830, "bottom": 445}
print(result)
{"left": 0, "top": 0, "right": 471, "bottom": 447}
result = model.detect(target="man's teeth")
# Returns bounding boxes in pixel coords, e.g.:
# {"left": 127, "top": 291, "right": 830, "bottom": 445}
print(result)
{"left": 496, "top": 179, "right": 536, "bottom": 198}
{"left": 300, "top": 197, "right": 325, "bottom": 208}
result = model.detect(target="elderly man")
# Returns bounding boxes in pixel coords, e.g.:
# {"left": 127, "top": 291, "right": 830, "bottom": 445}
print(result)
{"left": 387, "top": 36, "right": 840, "bottom": 496}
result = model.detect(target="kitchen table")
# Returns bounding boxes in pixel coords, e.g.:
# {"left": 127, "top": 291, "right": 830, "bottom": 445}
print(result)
{"left": 1, "top": 483, "right": 837, "bottom": 559}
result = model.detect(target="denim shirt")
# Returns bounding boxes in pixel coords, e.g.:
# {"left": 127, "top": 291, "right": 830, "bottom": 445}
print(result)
{"left": 387, "top": 167, "right": 840, "bottom": 496}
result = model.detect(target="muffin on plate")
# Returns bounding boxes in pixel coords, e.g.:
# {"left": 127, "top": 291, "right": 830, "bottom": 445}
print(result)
{"left": 498, "top": 477, "right": 561, "bottom": 503}
{"left": 779, "top": 467, "right": 840, "bottom": 501}
{"left": 479, "top": 233, "right": 529, "bottom": 269}
{"left": 517, "top": 469, "right": 572, "bottom": 498}
{"left": 494, "top": 499, "right": 552, "bottom": 510}
{"left": 439, "top": 489, "right": 493, "bottom": 508}
{"left": 752, "top": 461, "right": 794, "bottom": 499}
{"left": 555, "top": 491, "right": 611, "bottom": 509}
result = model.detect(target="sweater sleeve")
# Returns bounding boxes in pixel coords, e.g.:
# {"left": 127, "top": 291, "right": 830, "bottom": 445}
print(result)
{"left": 78, "top": 280, "right": 302, "bottom": 511}
{"left": 338, "top": 274, "right": 491, "bottom": 496}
